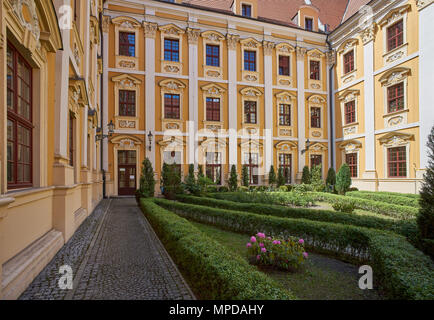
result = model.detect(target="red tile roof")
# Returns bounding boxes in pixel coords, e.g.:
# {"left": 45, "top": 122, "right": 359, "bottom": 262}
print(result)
{"left": 342, "top": 0, "right": 372, "bottom": 23}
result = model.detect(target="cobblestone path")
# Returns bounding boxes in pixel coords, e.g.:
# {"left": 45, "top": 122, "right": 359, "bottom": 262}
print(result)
{"left": 20, "top": 198, "right": 194, "bottom": 300}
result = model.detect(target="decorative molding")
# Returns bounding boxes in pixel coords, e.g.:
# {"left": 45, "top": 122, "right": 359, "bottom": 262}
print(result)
{"left": 296, "top": 46, "right": 307, "bottom": 58}
{"left": 379, "top": 67, "right": 411, "bottom": 86}
{"left": 226, "top": 34, "right": 240, "bottom": 50}
{"left": 143, "top": 22, "right": 158, "bottom": 38}
{"left": 187, "top": 27, "right": 201, "bottom": 44}
{"left": 379, "top": 4, "right": 411, "bottom": 27}
{"left": 12, "top": 0, "right": 40, "bottom": 47}
{"left": 379, "top": 132, "right": 414, "bottom": 146}
{"left": 360, "top": 23, "right": 377, "bottom": 45}
{"left": 240, "top": 87, "right": 263, "bottom": 97}
{"left": 417, "top": 0, "right": 434, "bottom": 11}
{"left": 159, "top": 23, "right": 185, "bottom": 36}
{"left": 263, "top": 40, "right": 275, "bottom": 55}
{"left": 102, "top": 15, "right": 110, "bottom": 33}
{"left": 326, "top": 50, "right": 336, "bottom": 65}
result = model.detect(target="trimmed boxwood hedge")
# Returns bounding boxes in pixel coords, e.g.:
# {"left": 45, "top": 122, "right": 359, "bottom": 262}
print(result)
{"left": 354, "top": 190, "right": 420, "bottom": 199}
{"left": 176, "top": 195, "right": 417, "bottom": 239}
{"left": 209, "top": 191, "right": 315, "bottom": 207}
{"left": 139, "top": 198, "right": 295, "bottom": 300}
{"left": 155, "top": 198, "right": 434, "bottom": 300}
{"left": 309, "top": 192, "right": 418, "bottom": 220}
{"left": 347, "top": 191, "right": 420, "bottom": 208}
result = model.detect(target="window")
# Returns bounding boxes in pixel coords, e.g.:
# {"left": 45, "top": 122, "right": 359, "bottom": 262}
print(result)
{"left": 7, "top": 43, "right": 32, "bottom": 188}
{"left": 119, "top": 32, "right": 135, "bottom": 57}
{"left": 344, "top": 101, "right": 356, "bottom": 125}
{"left": 279, "top": 55, "right": 290, "bottom": 76}
{"left": 206, "top": 152, "right": 222, "bottom": 185}
{"left": 164, "top": 38, "right": 179, "bottom": 62}
{"left": 279, "top": 154, "right": 292, "bottom": 184}
{"left": 244, "top": 50, "right": 256, "bottom": 71}
{"left": 388, "top": 147, "right": 406, "bottom": 178}
{"left": 279, "top": 104, "right": 291, "bottom": 126}
{"left": 305, "top": 18, "right": 313, "bottom": 31}
{"left": 244, "top": 101, "right": 257, "bottom": 124}
{"left": 346, "top": 153, "right": 358, "bottom": 178}
{"left": 163, "top": 151, "right": 182, "bottom": 176}
{"left": 164, "top": 94, "right": 180, "bottom": 119}
{"left": 244, "top": 153, "right": 259, "bottom": 185}
{"left": 69, "top": 114, "right": 74, "bottom": 167}
{"left": 387, "top": 82, "right": 404, "bottom": 113}
{"left": 119, "top": 90, "right": 136, "bottom": 117}
{"left": 343, "top": 50, "right": 354, "bottom": 74}
{"left": 311, "top": 107, "right": 321, "bottom": 128}
{"left": 242, "top": 4, "right": 252, "bottom": 17}
{"left": 206, "top": 44, "right": 220, "bottom": 67}
{"left": 310, "top": 155, "right": 322, "bottom": 168}
{"left": 206, "top": 97, "right": 220, "bottom": 122}
{"left": 310, "top": 60, "right": 320, "bottom": 80}
{"left": 387, "top": 20, "right": 403, "bottom": 52}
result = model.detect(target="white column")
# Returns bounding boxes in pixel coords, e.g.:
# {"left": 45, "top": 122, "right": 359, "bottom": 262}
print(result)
{"left": 263, "top": 41, "right": 274, "bottom": 176}
{"left": 327, "top": 51, "right": 336, "bottom": 169}
{"left": 102, "top": 17, "right": 109, "bottom": 172}
{"left": 419, "top": 2, "right": 434, "bottom": 170}
{"left": 227, "top": 34, "right": 239, "bottom": 167}
{"left": 53, "top": 0, "right": 71, "bottom": 160}
{"left": 82, "top": 105, "right": 88, "bottom": 167}
{"left": 187, "top": 28, "right": 200, "bottom": 169}
{"left": 362, "top": 26, "right": 376, "bottom": 178}
{"left": 296, "top": 47, "right": 307, "bottom": 175}
{"left": 144, "top": 22, "right": 158, "bottom": 168}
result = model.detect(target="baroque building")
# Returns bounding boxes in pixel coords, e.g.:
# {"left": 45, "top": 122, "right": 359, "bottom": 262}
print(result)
{"left": 0, "top": 0, "right": 433, "bottom": 300}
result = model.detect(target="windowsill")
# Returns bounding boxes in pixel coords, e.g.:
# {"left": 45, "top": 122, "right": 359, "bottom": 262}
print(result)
{"left": 341, "top": 69, "right": 357, "bottom": 79}
{"left": 383, "top": 108, "right": 408, "bottom": 118}
{"left": 342, "top": 122, "right": 359, "bottom": 128}
{"left": 383, "top": 42, "right": 408, "bottom": 57}
{"left": 162, "top": 118, "right": 182, "bottom": 122}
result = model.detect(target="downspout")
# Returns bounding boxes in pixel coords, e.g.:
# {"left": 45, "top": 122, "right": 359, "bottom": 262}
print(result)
{"left": 99, "top": 11, "right": 106, "bottom": 199}
{"left": 326, "top": 37, "right": 336, "bottom": 170}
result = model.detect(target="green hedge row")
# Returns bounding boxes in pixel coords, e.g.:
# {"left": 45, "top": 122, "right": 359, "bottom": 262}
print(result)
{"left": 177, "top": 195, "right": 417, "bottom": 239}
{"left": 139, "top": 198, "right": 295, "bottom": 300}
{"left": 354, "top": 190, "right": 420, "bottom": 199}
{"left": 347, "top": 191, "right": 420, "bottom": 208}
{"left": 309, "top": 192, "right": 418, "bottom": 220}
{"left": 155, "top": 198, "right": 434, "bottom": 300}
{"left": 208, "top": 191, "right": 315, "bottom": 207}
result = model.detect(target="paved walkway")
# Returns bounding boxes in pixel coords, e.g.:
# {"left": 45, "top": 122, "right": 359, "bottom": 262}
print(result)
{"left": 20, "top": 198, "right": 194, "bottom": 300}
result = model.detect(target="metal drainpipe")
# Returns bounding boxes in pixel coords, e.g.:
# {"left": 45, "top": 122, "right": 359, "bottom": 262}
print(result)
{"left": 326, "top": 38, "right": 336, "bottom": 170}
{"left": 99, "top": 11, "right": 106, "bottom": 199}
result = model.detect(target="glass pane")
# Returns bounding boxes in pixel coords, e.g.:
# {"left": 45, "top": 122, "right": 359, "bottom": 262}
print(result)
{"left": 24, "top": 165, "right": 31, "bottom": 182}
{"left": 17, "top": 163, "right": 23, "bottom": 182}
{"left": 7, "top": 141, "right": 14, "bottom": 162}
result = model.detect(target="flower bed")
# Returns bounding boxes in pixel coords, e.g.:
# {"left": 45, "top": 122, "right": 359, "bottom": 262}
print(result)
{"left": 155, "top": 198, "right": 434, "bottom": 300}
{"left": 309, "top": 192, "right": 418, "bottom": 220}
{"left": 346, "top": 191, "right": 420, "bottom": 208}
{"left": 178, "top": 195, "right": 417, "bottom": 239}
{"left": 139, "top": 198, "right": 295, "bottom": 300}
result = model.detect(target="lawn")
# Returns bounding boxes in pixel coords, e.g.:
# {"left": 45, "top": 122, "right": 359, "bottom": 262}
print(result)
{"left": 190, "top": 221, "right": 383, "bottom": 300}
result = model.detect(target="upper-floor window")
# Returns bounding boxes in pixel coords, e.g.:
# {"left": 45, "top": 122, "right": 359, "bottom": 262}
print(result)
{"left": 279, "top": 104, "right": 291, "bottom": 126}
{"left": 310, "top": 60, "right": 320, "bottom": 80}
{"left": 164, "top": 93, "right": 180, "bottom": 119}
{"left": 387, "top": 82, "right": 404, "bottom": 113}
{"left": 388, "top": 146, "right": 406, "bottom": 178}
{"left": 244, "top": 101, "right": 257, "bottom": 124}
{"left": 7, "top": 43, "right": 33, "bottom": 189}
{"left": 346, "top": 153, "right": 358, "bottom": 178}
{"left": 206, "top": 97, "right": 220, "bottom": 122}
{"left": 387, "top": 20, "right": 403, "bottom": 52}
{"left": 344, "top": 101, "right": 356, "bottom": 125}
{"left": 206, "top": 44, "right": 220, "bottom": 67}
{"left": 279, "top": 55, "right": 290, "bottom": 76}
{"left": 244, "top": 50, "right": 256, "bottom": 71}
{"left": 119, "top": 32, "right": 135, "bottom": 57}
{"left": 119, "top": 90, "right": 136, "bottom": 117}
{"left": 279, "top": 154, "right": 292, "bottom": 184}
{"left": 311, "top": 107, "right": 321, "bottom": 128}
{"left": 305, "top": 18, "right": 313, "bottom": 31}
{"left": 343, "top": 50, "right": 354, "bottom": 74}
{"left": 164, "top": 38, "right": 179, "bottom": 62}
{"left": 206, "top": 152, "right": 222, "bottom": 185}
{"left": 242, "top": 4, "right": 252, "bottom": 17}
{"left": 244, "top": 153, "right": 259, "bottom": 185}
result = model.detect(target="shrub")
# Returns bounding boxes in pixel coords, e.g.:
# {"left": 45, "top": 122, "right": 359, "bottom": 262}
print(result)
{"left": 418, "top": 125, "right": 434, "bottom": 257}
{"left": 241, "top": 165, "right": 249, "bottom": 187}
{"left": 293, "top": 184, "right": 314, "bottom": 193}
{"left": 311, "top": 165, "right": 325, "bottom": 192}
{"left": 268, "top": 166, "right": 277, "bottom": 186}
{"left": 155, "top": 199, "right": 434, "bottom": 300}
{"left": 139, "top": 158, "right": 155, "bottom": 198}
{"left": 197, "top": 175, "right": 215, "bottom": 194}
{"left": 218, "top": 186, "right": 229, "bottom": 193}
{"left": 238, "top": 186, "right": 249, "bottom": 192}
{"left": 326, "top": 168, "right": 336, "bottom": 192}
{"left": 336, "top": 164, "right": 352, "bottom": 195}
{"left": 347, "top": 187, "right": 359, "bottom": 192}
{"left": 160, "top": 163, "right": 183, "bottom": 200}
{"left": 207, "top": 191, "right": 314, "bottom": 207}
{"left": 277, "top": 167, "right": 286, "bottom": 187}
{"left": 184, "top": 164, "right": 199, "bottom": 195}
{"left": 301, "top": 166, "right": 311, "bottom": 184}
{"left": 197, "top": 165, "right": 204, "bottom": 178}
{"left": 310, "top": 192, "right": 418, "bottom": 220}
{"left": 355, "top": 190, "right": 419, "bottom": 199}
{"left": 177, "top": 195, "right": 418, "bottom": 239}
{"left": 279, "top": 186, "right": 288, "bottom": 192}
{"left": 347, "top": 191, "right": 419, "bottom": 208}
{"left": 247, "top": 233, "right": 307, "bottom": 271}
{"left": 140, "top": 199, "right": 294, "bottom": 300}
{"left": 228, "top": 165, "right": 238, "bottom": 191}
{"left": 332, "top": 199, "right": 356, "bottom": 214}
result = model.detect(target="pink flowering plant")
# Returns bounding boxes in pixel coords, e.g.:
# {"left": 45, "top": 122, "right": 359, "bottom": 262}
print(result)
{"left": 246, "top": 232, "right": 308, "bottom": 271}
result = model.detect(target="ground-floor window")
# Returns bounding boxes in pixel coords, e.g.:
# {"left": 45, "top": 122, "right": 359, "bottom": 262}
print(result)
{"left": 279, "top": 153, "right": 292, "bottom": 184}
{"left": 244, "top": 153, "right": 259, "bottom": 185}
{"left": 205, "top": 152, "right": 221, "bottom": 185}
{"left": 310, "top": 154, "right": 322, "bottom": 168}
{"left": 345, "top": 153, "right": 358, "bottom": 178}
{"left": 388, "top": 146, "right": 406, "bottom": 178}
{"left": 118, "top": 150, "right": 137, "bottom": 195}
{"left": 163, "top": 151, "right": 182, "bottom": 176}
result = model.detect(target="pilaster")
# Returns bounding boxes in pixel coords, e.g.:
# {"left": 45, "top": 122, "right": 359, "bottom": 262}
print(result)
{"left": 296, "top": 46, "right": 307, "bottom": 179}
{"left": 227, "top": 34, "right": 239, "bottom": 167}
{"left": 263, "top": 40, "right": 274, "bottom": 174}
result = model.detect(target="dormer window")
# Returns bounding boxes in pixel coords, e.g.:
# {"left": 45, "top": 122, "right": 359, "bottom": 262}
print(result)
{"left": 305, "top": 18, "right": 313, "bottom": 31}
{"left": 242, "top": 4, "right": 252, "bottom": 17}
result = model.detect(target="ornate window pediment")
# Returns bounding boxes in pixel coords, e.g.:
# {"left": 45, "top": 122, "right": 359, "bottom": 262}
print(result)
{"left": 159, "top": 79, "right": 186, "bottom": 92}
{"left": 202, "top": 30, "right": 225, "bottom": 42}
{"left": 240, "top": 37, "right": 261, "bottom": 48}
{"left": 239, "top": 139, "right": 263, "bottom": 149}
{"left": 379, "top": 4, "right": 411, "bottom": 27}
{"left": 159, "top": 23, "right": 185, "bottom": 36}
{"left": 157, "top": 136, "right": 185, "bottom": 149}
{"left": 276, "top": 91, "right": 296, "bottom": 103}
{"left": 200, "top": 138, "right": 227, "bottom": 150}
{"left": 379, "top": 67, "right": 411, "bottom": 86}
{"left": 112, "top": 74, "right": 142, "bottom": 88}
{"left": 275, "top": 141, "right": 297, "bottom": 152}
{"left": 276, "top": 43, "right": 295, "bottom": 53}
{"left": 307, "top": 94, "right": 325, "bottom": 104}
{"left": 337, "top": 38, "right": 359, "bottom": 54}
{"left": 339, "top": 140, "right": 362, "bottom": 153}
{"left": 201, "top": 83, "right": 226, "bottom": 96}
{"left": 240, "top": 87, "right": 262, "bottom": 97}
{"left": 379, "top": 132, "right": 414, "bottom": 146}
{"left": 307, "top": 48, "right": 325, "bottom": 59}
{"left": 309, "top": 142, "right": 328, "bottom": 152}
{"left": 69, "top": 78, "right": 89, "bottom": 109}
{"left": 112, "top": 16, "right": 141, "bottom": 29}
{"left": 338, "top": 89, "right": 360, "bottom": 102}
{"left": 110, "top": 135, "right": 142, "bottom": 147}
